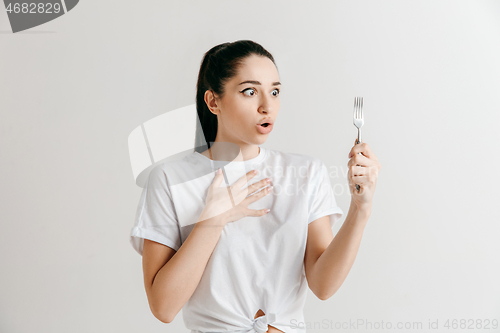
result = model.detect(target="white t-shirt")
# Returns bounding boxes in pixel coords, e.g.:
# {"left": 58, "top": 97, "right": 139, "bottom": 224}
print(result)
{"left": 130, "top": 146, "right": 344, "bottom": 333}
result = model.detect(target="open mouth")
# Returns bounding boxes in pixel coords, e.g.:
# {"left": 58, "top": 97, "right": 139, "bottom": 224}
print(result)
{"left": 256, "top": 122, "right": 273, "bottom": 134}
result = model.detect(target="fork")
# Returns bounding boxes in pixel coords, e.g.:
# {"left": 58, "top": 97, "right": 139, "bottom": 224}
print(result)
{"left": 353, "top": 97, "right": 364, "bottom": 192}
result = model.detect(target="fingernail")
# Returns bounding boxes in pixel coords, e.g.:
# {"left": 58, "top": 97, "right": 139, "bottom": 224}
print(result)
{"left": 267, "top": 186, "right": 273, "bottom": 191}
{"left": 265, "top": 209, "right": 271, "bottom": 213}
{"left": 217, "top": 168, "right": 222, "bottom": 174}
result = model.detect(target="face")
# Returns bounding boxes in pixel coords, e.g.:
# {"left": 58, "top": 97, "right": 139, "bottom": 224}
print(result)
{"left": 205, "top": 54, "right": 281, "bottom": 148}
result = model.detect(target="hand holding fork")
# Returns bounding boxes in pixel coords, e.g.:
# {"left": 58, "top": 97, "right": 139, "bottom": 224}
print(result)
{"left": 353, "top": 97, "right": 364, "bottom": 193}
{"left": 347, "top": 97, "right": 382, "bottom": 211}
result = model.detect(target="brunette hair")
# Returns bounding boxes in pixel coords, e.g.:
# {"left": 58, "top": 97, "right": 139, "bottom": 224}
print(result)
{"left": 194, "top": 40, "right": 277, "bottom": 152}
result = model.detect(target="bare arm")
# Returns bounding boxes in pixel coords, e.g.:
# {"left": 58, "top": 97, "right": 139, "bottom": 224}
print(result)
{"left": 305, "top": 201, "right": 370, "bottom": 300}
{"left": 143, "top": 215, "right": 226, "bottom": 323}
{"left": 305, "top": 140, "right": 380, "bottom": 300}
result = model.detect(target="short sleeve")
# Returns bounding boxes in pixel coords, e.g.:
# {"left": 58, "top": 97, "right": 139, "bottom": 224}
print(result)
{"left": 130, "top": 165, "right": 182, "bottom": 256}
{"left": 307, "top": 159, "right": 344, "bottom": 228}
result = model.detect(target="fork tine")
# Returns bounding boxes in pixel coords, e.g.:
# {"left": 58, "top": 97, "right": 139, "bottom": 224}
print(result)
{"left": 353, "top": 96, "right": 363, "bottom": 119}
{"left": 360, "top": 97, "right": 363, "bottom": 119}
{"left": 354, "top": 97, "right": 358, "bottom": 118}
{"left": 359, "top": 97, "right": 361, "bottom": 119}
{"left": 354, "top": 97, "right": 356, "bottom": 118}
{"left": 356, "top": 97, "right": 360, "bottom": 119}
{"left": 357, "top": 97, "right": 360, "bottom": 119}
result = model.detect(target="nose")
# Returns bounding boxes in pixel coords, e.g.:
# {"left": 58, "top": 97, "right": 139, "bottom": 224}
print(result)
{"left": 258, "top": 94, "right": 275, "bottom": 114}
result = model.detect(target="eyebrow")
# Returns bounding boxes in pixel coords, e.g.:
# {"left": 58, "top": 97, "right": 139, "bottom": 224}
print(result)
{"left": 238, "top": 80, "right": 281, "bottom": 86}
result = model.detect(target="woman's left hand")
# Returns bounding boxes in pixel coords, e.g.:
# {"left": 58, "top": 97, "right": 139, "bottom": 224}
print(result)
{"left": 347, "top": 138, "right": 382, "bottom": 211}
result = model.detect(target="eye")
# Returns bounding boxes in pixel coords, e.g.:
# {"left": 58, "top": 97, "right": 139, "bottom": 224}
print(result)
{"left": 272, "top": 88, "right": 280, "bottom": 96}
{"left": 241, "top": 88, "right": 255, "bottom": 96}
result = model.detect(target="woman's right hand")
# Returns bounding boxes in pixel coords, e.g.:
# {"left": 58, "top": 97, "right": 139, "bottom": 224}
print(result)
{"left": 198, "top": 168, "right": 272, "bottom": 226}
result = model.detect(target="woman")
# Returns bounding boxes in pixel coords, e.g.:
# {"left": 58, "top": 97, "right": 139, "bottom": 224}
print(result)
{"left": 130, "top": 40, "right": 381, "bottom": 333}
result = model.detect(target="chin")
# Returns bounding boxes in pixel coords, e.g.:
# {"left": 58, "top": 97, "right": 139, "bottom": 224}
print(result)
{"left": 256, "top": 137, "right": 268, "bottom": 145}
{"left": 247, "top": 137, "right": 266, "bottom": 146}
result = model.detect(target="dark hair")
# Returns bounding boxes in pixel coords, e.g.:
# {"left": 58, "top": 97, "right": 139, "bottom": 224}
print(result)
{"left": 194, "top": 40, "right": 277, "bottom": 152}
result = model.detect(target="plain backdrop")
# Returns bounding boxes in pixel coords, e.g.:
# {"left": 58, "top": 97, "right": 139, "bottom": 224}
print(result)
{"left": 1, "top": 1, "right": 499, "bottom": 332}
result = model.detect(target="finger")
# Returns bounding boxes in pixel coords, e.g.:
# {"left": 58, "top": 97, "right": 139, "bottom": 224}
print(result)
{"left": 349, "top": 142, "right": 376, "bottom": 160}
{"left": 350, "top": 165, "right": 366, "bottom": 176}
{"left": 351, "top": 175, "right": 368, "bottom": 185}
{"left": 354, "top": 156, "right": 375, "bottom": 168}
{"left": 233, "top": 169, "right": 258, "bottom": 190}
{"left": 246, "top": 208, "right": 271, "bottom": 217}
{"left": 212, "top": 168, "right": 225, "bottom": 188}
{"left": 359, "top": 143, "right": 375, "bottom": 159}
{"left": 245, "top": 177, "right": 271, "bottom": 194}
{"left": 348, "top": 138, "right": 359, "bottom": 157}
{"left": 347, "top": 154, "right": 371, "bottom": 168}
{"left": 245, "top": 185, "right": 272, "bottom": 202}
{"left": 349, "top": 142, "right": 365, "bottom": 157}
{"left": 348, "top": 141, "right": 359, "bottom": 158}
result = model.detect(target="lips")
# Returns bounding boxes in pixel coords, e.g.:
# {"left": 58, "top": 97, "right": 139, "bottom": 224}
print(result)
{"left": 256, "top": 123, "right": 273, "bottom": 134}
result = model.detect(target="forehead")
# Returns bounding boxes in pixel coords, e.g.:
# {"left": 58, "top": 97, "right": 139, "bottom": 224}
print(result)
{"left": 232, "top": 55, "right": 279, "bottom": 83}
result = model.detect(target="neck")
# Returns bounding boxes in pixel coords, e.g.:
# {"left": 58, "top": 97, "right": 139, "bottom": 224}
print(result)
{"left": 204, "top": 141, "right": 260, "bottom": 162}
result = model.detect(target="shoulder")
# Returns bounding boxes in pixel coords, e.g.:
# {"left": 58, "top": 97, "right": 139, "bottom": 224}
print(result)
{"left": 265, "top": 148, "right": 323, "bottom": 169}
{"left": 147, "top": 152, "right": 212, "bottom": 188}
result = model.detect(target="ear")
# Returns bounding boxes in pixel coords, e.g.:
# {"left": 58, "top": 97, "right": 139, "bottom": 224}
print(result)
{"left": 204, "top": 90, "right": 220, "bottom": 116}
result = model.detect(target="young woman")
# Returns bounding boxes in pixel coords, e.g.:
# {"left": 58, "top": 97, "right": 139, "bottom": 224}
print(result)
{"left": 130, "top": 40, "right": 381, "bottom": 333}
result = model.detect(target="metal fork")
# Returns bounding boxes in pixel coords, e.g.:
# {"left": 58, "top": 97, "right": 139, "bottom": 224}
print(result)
{"left": 353, "top": 97, "right": 364, "bottom": 192}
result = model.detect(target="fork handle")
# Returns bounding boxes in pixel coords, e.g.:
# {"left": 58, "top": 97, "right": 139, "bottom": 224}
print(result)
{"left": 355, "top": 129, "right": 362, "bottom": 192}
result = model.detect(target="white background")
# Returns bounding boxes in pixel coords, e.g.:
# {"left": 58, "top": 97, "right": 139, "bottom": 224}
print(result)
{"left": 1, "top": 0, "right": 499, "bottom": 332}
